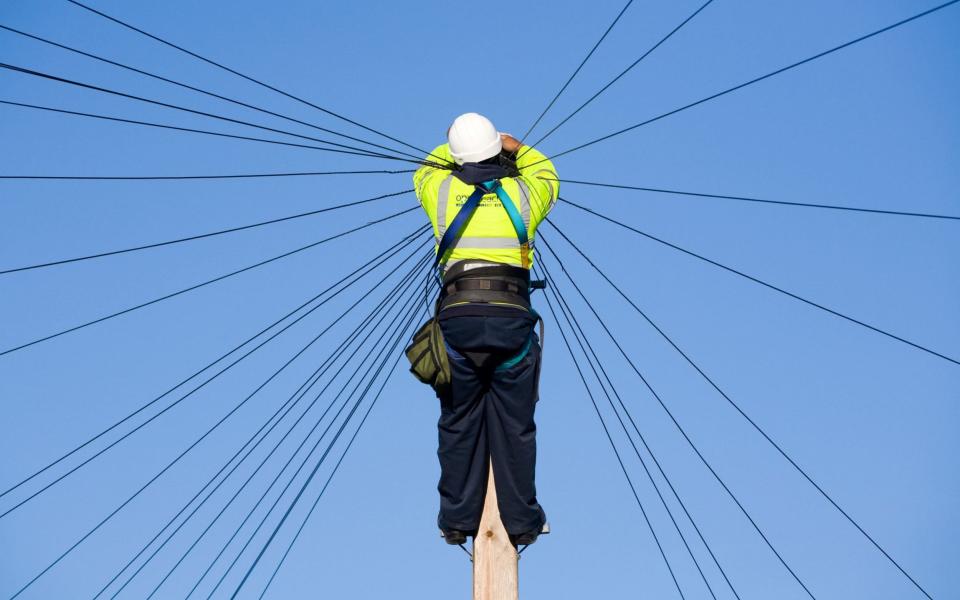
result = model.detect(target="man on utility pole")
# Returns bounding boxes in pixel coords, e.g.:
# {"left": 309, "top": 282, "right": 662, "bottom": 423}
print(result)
{"left": 407, "top": 112, "right": 559, "bottom": 550}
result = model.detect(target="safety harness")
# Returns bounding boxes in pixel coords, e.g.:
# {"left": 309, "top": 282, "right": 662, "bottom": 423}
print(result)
{"left": 406, "top": 179, "right": 542, "bottom": 393}
{"left": 433, "top": 179, "right": 531, "bottom": 277}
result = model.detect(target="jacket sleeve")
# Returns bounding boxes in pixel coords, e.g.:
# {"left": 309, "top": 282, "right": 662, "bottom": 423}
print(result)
{"left": 515, "top": 145, "right": 559, "bottom": 224}
{"left": 413, "top": 143, "right": 455, "bottom": 217}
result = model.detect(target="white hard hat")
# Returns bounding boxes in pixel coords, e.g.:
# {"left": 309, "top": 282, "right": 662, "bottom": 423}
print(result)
{"left": 447, "top": 112, "right": 502, "bottom": 165}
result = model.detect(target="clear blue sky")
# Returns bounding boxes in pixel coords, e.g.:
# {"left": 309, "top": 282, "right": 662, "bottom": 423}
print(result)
{"left": 1, "top": 1, "right": 958, "bottom": 598}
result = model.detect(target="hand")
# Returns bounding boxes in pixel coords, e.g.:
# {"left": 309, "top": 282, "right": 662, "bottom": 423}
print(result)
{"left": 500, "top": 133, "right": 522, "bottom": 153}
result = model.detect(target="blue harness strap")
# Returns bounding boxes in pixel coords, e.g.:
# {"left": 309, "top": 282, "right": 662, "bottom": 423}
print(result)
{"left": 496, "top": 334, "right": 534, "bottom": 371}
{"left": 484, "top": 180, "right": 528, "bottom": 245}
{"left": 485, "top": 180, "right": 531, "bottom": 269}
{"left": 433, "top": 184, "right": 487, "bottom": 272}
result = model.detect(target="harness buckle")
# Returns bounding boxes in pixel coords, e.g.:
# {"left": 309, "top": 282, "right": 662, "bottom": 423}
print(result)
{"left": 481, "top": 179, "right": 503, "bottom": 192}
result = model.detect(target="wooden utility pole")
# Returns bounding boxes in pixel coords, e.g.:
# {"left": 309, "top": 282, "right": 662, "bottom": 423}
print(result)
{"left": 473, "top": 462, "right": 519, "bottom": 600}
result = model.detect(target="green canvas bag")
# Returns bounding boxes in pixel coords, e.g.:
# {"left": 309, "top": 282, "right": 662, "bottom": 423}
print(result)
{"left": 405, "top": 311, "right": 451, "bottom": 395}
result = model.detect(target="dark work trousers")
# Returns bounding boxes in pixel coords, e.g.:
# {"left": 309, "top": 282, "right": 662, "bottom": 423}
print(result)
{"left": 436, "top": 312, "right": 547, "bottom": 536}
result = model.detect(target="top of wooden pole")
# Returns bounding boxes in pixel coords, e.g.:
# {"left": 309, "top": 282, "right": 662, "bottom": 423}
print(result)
{"left": 473, "top": 461, "right": 519, "bottom": 600}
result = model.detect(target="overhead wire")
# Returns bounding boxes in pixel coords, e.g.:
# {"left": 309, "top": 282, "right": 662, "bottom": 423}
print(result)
{"left": 539, "top": 240, "right": 819, "bottom": 600}
{"left": 0, "top": 206, "right": 422, "bottom": 358}
{"left": 0, "top": 169, "right": 414, "bottom": 181}
{"left": 0, "top": 24, "right": 423, "bottom": 162}
{"left": 0, "top": 62, "right": 435, "bottom": 167}
{"left": 224, "top": 279, "right": 425, "bottom": 599}
{"left": 92, "top": 322, "right": 344, "bottom": 598}
{"left": 96, "top": 291, "right": 386, "bottom": 597}
{"left": 151, "top": 255, "right": 428, "bottom": 600}
{"left": 544, "top": 220, "right": 937, "bottom": 599}
{"left": 0, "top": 230, "right": 429, "bottom": 520}
{"left": 5, "top": 233, "right": 431, "bottom": 600}
{"left": 529, "top": 0, "right": 960, "bottom": 165}
{"left": 0, "top": 100, "right": 441, "bottom": 168}
{"left": 256, "top": 301, "right": 424, "bottom": 598}
{"left": 0, "top": 189, "right": 412, "bottom": 275}
{"left": 518, "top": 0, "right": 635, "bottom": 144}
{"left": 0, "top": 234, "right": 416, "bottom": 530}
{"left": 65, "top": 0, "right": 452, "bottom": 166}
{"left": 99, "top": 250, "right": 432, "bottom": 599}
{"left": 184, "top": 256, "right": 426, "bottom": 599}
{"left": 536, "top": 258, "right": 718, "bottom": 599}
{"left": 538, "top": 235, "right": 752, "bottom": 599}
{"left": 2, "top": 234, "right": 430, "bottom": 527}
{"left": 532, "top": 263, "right": 687, "bottom": 600}
{"left": 556, "top": 200, "right": 960, "bottom": 366}
{"left": 537, "top": 249, "right": 738, "bottom": 600}
{"left": 1, "top": 189, "right": 412, "bottom": 275}
{"left": 549, "top": 177, "right": 960, "bottom": 221}
{"left": 0, "top": 225, "right": 427, "bottom": 504}
{"left": 545, "top": 219, "right": 904, "bottom": 599}
{"left": 523, "top": 0, "right": 715, "bottom": 154}
{"left": 523, "top": 12, "right": 722, "bottom": 595}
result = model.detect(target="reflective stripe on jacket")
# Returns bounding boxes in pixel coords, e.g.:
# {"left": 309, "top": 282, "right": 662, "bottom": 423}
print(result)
{"left": 413, "top": 144, "right": 559, "bottom": 270}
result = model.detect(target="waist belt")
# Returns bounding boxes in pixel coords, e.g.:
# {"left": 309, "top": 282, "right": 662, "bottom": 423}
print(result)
{"left": 439, "top": 263, "right": 532, "bottom": 312}
{"left": 439, "top": 289, "right": 531, "bottom": 313}
{"left": 445, "top": 278, "right": 525, "bottom": 296}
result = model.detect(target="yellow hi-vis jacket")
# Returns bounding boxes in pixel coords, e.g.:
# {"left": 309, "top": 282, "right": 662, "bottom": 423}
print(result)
{"left": 413, "top": 144, "right": 559, "bottom": 271}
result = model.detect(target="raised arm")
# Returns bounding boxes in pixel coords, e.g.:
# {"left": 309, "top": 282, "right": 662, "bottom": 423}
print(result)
{"left": 502, "top": 134, "right": 559, "bottom": 221}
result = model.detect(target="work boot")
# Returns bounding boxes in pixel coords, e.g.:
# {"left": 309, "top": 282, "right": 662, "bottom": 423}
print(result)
{"left": 440, "top": 528, "right": 471, "bottom": 545}
{"left": 510, "top": 522, "right": 549, "bottom": 547}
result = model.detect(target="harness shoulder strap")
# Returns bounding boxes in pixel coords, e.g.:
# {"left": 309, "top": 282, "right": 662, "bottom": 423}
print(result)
{"left": 484, "top": 180, "right": 531, "bottom": 269}
{"left": 433, "top": 184, "right": 487, "bottom": 273}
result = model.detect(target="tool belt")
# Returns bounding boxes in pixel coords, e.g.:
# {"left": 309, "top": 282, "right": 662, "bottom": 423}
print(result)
{"left": 406, "top": 264, "right": 538, "bottom": 396}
